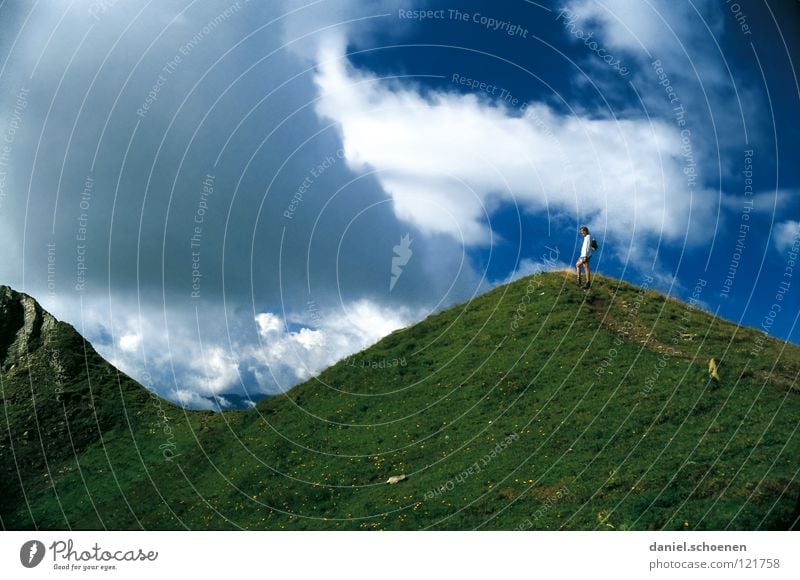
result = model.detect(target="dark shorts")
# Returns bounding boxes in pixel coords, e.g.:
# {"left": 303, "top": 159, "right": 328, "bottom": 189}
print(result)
{"left": 579, "top": 256, "right": 591, "bottom": 264}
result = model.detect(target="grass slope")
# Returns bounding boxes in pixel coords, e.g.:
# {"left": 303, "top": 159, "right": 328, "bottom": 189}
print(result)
{"left": 1, "top": 272, "right": 798, "bottom": 530}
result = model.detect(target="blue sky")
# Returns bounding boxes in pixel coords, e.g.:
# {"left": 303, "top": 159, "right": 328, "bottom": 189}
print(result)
{"left": 340, "top": 0, "right": 800, "bottom": 330}
{"left": 0, "top": 0, "right": 797, "bottom": 409}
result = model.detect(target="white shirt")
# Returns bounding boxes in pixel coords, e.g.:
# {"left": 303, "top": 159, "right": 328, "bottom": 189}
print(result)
{"left": 581, "top": 234, "right": 593, "bottom": 258}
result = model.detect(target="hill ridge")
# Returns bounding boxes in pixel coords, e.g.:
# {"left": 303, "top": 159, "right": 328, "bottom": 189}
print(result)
{"left": 1, "top": 272, "right": 798, "bottom": 530}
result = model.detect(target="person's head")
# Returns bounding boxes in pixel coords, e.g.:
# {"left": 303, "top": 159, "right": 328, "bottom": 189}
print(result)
{"left": 579, "top": 225, "right": 589, "bottom": 236}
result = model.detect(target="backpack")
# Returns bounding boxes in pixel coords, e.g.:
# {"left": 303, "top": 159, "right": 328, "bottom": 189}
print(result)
{"left": 590, "top": 238, "right": 598, "bottom": 251}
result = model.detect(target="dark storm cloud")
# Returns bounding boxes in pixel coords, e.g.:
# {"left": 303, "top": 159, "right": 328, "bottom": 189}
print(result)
{"left": 0, "top": 0, "right": 481, "bottom": 406}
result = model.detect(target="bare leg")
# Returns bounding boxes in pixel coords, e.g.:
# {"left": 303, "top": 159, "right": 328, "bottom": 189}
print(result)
{"left": 583, "top": 259, "right": 591, "bottom": 284}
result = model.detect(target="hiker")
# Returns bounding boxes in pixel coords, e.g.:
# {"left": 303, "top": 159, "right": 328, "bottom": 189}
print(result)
{"left": 575, "top": 225, "right": 594, "bottom": 289}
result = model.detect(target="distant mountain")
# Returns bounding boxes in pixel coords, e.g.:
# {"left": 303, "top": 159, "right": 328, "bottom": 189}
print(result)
{"left": 1, "top": 275, "right": 798, "bottom": 530}
{"left": 201, "top": 392, "right": 265, "bottom": 411}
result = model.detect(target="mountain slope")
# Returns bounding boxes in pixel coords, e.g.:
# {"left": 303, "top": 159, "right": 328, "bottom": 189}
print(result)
{"left": 1, "top": 274, "right": 798, "bottom": 530}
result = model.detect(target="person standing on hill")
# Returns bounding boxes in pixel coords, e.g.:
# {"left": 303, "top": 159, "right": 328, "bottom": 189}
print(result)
{"left": 576, "top": 225, "right": 594, "bottom": 289}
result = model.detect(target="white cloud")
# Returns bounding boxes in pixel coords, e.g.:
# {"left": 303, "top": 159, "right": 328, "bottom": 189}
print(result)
{"left": 313, "top": 41, "right": 716, "bottom": 253}
{"left": 191, "top": 345, "right": 241, "bottom": 396}
{"left": 42, "top": 291, "right": 423, "bottom": 407}
{"left": 118, "top": 333, "right": 142, "bottom": 353}
{"left": 255, "top": 312, "right": 283, "bottom": 335}
{"left": 171, "top": 389, "right": 221, "bottom": 411}
{"left": 559, "top": 0, "right": 722, "bottom": 74}
{"left": 773, "top": 220, "right": 800, "bottom": 253}
{"left": 250, "top": 298, "right": 421, "bottom": 390}
{"left": 562, "top": 1, "right": 700, "bottom": 56}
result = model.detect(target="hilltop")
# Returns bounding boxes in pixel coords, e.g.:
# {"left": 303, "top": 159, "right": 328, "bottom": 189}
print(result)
{"left": 0, "top": 274, "right": 798, "bottom": 530}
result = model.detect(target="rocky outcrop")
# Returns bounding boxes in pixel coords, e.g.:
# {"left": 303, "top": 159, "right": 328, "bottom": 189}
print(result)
{"left": 0, "top": 285, "right": 59, "bottom": 370}
{"left": 0, "top": 285, "right": 170, "bottom": 527}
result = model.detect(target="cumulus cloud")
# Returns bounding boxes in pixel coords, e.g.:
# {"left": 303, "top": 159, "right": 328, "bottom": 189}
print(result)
{"left": 249, "top": 298, "right": 422, "bottom": 389}
{"left": 172, "top": 389, "right": 223, "bottom": 411}
{"left": 255, "top": 312, "right": 284, "bottom": 335}
{"left": 773, "top": 220, "right": 800, "bottom": 253}
{"left": 190, "top": 345, "right": 241, "bottom": 396}
{"left": 41, "top": 291, "right": 423, "bottom": 408}
{"left": 313, "top": 41, "right": 716, "bottom": 253}
{"left": 559, "top": 0, "right": 719, "bottom": 58}
{"left": 118, "top": 333, "right": 142, "bottom": 353}
{"left": 0, "top": 0, "right": 458, "bottom": 410}
{"left": 557, "top": 0, "right": 725, "bottom": 91}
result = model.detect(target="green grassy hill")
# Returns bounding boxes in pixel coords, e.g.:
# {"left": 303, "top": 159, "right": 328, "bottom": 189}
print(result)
{"left": 1, "top": 273, "right": 798, "bottom": 530}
